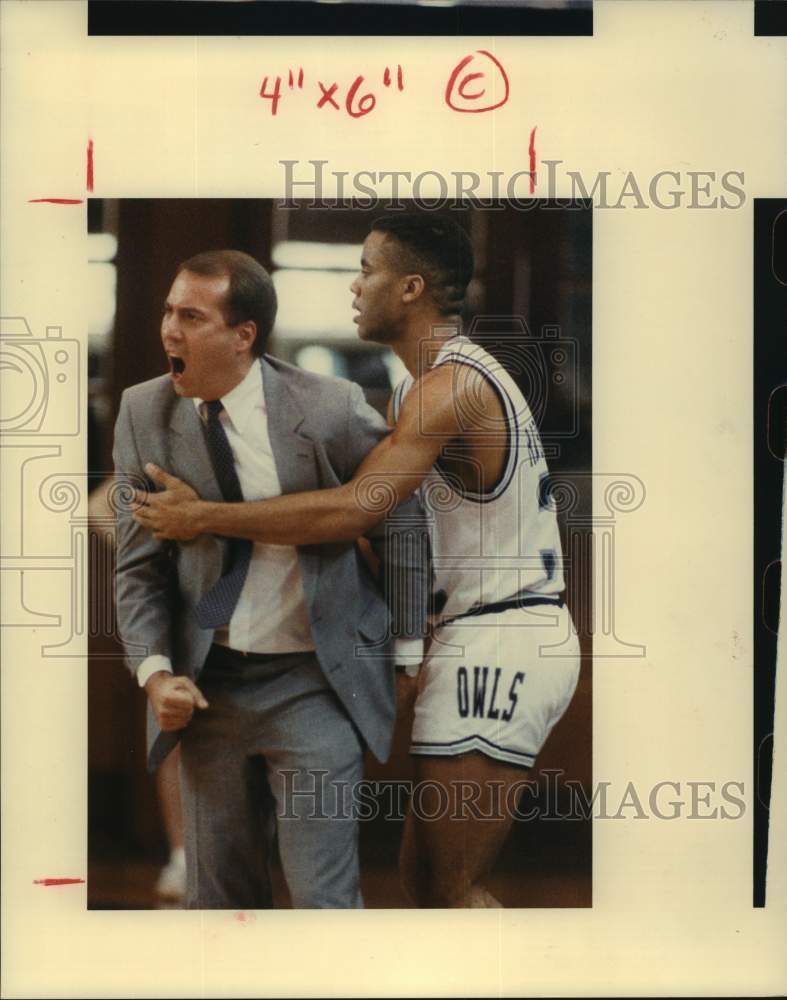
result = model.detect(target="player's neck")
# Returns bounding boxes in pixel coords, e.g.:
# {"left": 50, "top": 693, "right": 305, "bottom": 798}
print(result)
{"left": 394, "top": 315, "right": 462, "bottom": 379}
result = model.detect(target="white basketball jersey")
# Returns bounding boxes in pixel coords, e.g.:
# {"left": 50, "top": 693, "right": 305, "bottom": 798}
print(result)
{"left": 392, "top": 336, "right": 565, "bottom": 623}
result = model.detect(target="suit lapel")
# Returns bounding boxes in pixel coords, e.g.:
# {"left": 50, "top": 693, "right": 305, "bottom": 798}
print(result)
{"left": 166, "top": 396, "right": 226, "bottom": 578}
{"left": 167, "top": 397, "right": 224, "bottom": 501}
{"left": 261, "top": 358, "right": 321, "bottom": 495}
{"left": 166, "top": 363, "right": 321, "bottom": 499}
{"left": 261, "top": 358, "right": 322, "bottom": 605}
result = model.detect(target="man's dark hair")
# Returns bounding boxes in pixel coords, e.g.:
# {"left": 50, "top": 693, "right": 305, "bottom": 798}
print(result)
{"left": 177, "top": 249, "right": 277, "bottom": 357}
{"left": 371, "top": 214, "right": 474, "bottom": 315}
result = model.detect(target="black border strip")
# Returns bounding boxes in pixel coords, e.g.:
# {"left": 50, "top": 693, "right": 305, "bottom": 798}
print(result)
{"left": 88, "top": 0, "right": 593, "bottom": 37}
{"left": 754, "top": 0, "right": 787, "bottom": 36}
{"left": 753, "top": 199, "right": 786, "bottom": 907}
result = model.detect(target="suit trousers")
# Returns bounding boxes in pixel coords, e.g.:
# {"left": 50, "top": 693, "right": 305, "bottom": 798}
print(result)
{"left": 179, "top": 645, "right": 365, "bottom": 909}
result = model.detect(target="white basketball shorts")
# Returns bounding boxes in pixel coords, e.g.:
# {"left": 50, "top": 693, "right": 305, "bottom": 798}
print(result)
{"left": 411, "top": 603, "right": 581, "bottom": 769}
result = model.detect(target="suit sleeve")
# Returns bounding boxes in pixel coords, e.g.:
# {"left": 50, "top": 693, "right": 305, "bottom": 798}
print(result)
{"left": 112, "top": 392, "right": 179, "bottom": 677}
{"left": 342, "top": 382, "right": 430, "bottom": 642}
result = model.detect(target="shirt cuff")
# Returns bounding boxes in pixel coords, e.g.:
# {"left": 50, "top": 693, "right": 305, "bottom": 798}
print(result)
{"left": 394, "top": 638, "right": 424, "bottom": 665}
{"left": 137, "top": 654, "right": 173, "bottom": 689}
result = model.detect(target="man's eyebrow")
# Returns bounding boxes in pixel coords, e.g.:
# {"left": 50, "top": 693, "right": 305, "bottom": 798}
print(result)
{"left": 164, "top": 301, "right": 207, "bottom": 313}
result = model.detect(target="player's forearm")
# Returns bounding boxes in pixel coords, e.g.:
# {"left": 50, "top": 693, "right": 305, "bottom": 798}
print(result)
{"left": 191, "top": 483, "right": 383, "bottom": 545}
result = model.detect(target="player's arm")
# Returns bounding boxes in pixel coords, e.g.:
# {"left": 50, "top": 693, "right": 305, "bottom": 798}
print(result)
{"left": 134, "top": 365, "right": 463, "bottom": 545}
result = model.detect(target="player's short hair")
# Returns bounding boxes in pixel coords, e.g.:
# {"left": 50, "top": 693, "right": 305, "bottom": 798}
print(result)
{"left": 177, "top": 249, "right": 277, "bottom": 356}
{"left": 371, "top": 215, "right": 474, "bottom": 315}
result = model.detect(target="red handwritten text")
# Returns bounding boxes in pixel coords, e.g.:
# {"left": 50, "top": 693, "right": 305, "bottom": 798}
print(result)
{"left": 444, "top": 50, "right": 510, "bottom": 114}
{"left": 261, "top": 65, "right": 405, "bottom": 119}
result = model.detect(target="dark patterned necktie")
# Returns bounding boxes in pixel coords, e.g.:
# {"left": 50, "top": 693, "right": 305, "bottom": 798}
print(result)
{"left": 194, "top": 400, "right": 253, "bottom": 629}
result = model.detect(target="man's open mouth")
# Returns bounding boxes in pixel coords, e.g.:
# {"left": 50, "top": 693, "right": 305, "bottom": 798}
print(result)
{"left": 169, "top": 355, "right": 186, "bottom": 377}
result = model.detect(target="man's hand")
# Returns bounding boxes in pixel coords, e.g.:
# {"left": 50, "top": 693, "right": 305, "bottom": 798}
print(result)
{"left": 145, "top": 671, "right": 209, "bottom": 731}
{"left": 133, "top": 463, "right": 205, "bottom": 541}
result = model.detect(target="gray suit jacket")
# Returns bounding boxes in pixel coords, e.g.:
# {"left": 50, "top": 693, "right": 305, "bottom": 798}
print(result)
{"left": 113, "top": 355, "right": 429, "bottom": 770}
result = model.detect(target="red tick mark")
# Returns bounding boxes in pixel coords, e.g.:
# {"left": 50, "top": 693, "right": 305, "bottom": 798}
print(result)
{"left": 33, "top": 878, "right": 85, "bottom": 886}
{"left": 87, "top": 138, "right": 94, "bottom": 192}
{"left": 529, "top": 126, "right": 537, "bottom": 193}
{"left": 28, "top": 199, "right": 84, "bottom": 204}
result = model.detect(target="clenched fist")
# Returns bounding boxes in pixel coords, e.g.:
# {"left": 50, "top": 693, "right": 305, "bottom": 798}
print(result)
{"left": 145, "top": 671, "right": 209, "bottom": 731}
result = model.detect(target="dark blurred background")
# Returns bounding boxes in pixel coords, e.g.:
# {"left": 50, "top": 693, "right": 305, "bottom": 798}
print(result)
{"left": 87, "top": 199, "right": 592, "bottom": 908}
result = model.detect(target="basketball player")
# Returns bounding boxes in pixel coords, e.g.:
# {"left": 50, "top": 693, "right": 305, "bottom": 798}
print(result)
{"left": 133, "top": 215, "right": 581, "bottom": 908}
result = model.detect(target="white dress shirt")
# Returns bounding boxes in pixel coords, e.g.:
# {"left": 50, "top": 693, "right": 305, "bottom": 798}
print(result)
{"left": 137, "top": 359, "right": 422, "bottom": 687}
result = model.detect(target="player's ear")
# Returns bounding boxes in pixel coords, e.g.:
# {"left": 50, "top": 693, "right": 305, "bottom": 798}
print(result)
{"left": 402, "top": 273, "right": 425, "bottom": 304}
